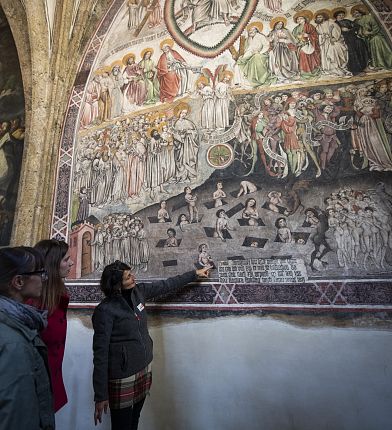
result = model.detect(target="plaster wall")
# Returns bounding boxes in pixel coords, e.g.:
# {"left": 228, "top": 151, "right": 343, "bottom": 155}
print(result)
{"left": 56, "top": 314, "right": 392, "bottom": 430}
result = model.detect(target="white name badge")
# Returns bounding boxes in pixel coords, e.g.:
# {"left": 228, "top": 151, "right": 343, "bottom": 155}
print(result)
{"left": 137, "top": 303, "right": 145, "bottom": 312}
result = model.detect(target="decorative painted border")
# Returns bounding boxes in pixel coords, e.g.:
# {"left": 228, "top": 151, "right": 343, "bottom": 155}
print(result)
{"left": 52, "top": 0, "right": 392, "bottom": 310}
{"left": 163, "top": 0, "right": 258, "bottom": 58}
{"left": 66, "top": 279, "right": 392, "bottom": 312}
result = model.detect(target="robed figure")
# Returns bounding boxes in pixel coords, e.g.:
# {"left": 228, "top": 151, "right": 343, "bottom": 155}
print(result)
{"left": 292, "top": 11, "right": 321, "bottom": 77}
{"left": 157, "top": 40, "right": 191, "bottom": 103}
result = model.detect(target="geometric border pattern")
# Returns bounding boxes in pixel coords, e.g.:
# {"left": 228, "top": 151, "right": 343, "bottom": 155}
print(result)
{"left": 163, "top": 0, "right": 258, "bottom": 58}
{"left": 66, "top": 280, "right": 392, "bottom": 311}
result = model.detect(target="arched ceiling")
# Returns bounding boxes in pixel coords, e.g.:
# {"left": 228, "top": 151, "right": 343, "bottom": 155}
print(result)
{"left": 0, "top": 0, "right": 111, "bottom": 244}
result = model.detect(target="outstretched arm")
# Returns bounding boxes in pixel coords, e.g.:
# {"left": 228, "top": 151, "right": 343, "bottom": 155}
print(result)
{"left": 140, "top": 268, "right": 209, "bottom": 300}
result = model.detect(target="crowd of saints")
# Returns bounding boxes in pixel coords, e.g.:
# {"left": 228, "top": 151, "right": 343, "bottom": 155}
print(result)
{"left": 70, "top": 2, "right": 392, "bottom": 279}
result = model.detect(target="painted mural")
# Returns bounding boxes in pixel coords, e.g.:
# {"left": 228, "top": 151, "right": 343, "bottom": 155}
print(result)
{"left": 0, "top": 7, "right": 25, "bottom": 245}
{"left": 66, "top": 0, "right": 392, "bottom": 285}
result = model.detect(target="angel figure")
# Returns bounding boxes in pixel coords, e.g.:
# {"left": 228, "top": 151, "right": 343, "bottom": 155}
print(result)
{"left": 196, "top": 76, "right": 215, "bottom": 130}
{"left": 197, "top": 65, "right": 234, "bottom": 131}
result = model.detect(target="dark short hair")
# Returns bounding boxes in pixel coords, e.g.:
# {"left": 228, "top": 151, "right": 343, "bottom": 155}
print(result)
{"left": 100, "top": 260, "right": 131, "bottom": 297}
{"left": 333, "top": 10, "right": 346, "bottom": 19}
{"left": 305, "top": 208, "right": 318, "bottom": 217}
{"left": 320, "top": 104, "right": 333, "bottom": 112}
{"left": 275, "top": 217, "right": 286, "bottom": 228}
{"left": 0, "top": 247, "right": 43, "bottom": 294}
{"left": 245, "top": 197, "right": 256, "bottom": 208}
{"left": 167, "top": 228, "right": 176, "bottom": 236}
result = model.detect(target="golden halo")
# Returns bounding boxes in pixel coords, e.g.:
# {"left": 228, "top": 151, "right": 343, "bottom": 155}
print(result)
{"left": 314, "top": 9, "right": 331, "bottom": 20}
{"left": 247, "top": 21, "right": 263, "bottom": 33}
{"left": 293, "top": 10, "right": 314, "bottom": 23}
{"left": 122, "top": 53, "right": 136, "bottom": 65}
{"left": 270, "top": 16, "right": 287, "bottom": 29}
{"left": 157, "top": 121, "right": 168, "bottom": 132}
{"left": 149, "top": 112, "right": 160, "bottom": 121}
{"left": 110, "top": 60, "right": 123, "bottom": 70}
{"left": 332, "top": 7, "right": 347, "bottom": 18}
{"left": 141, "top": 47, "right": 154, "bottom": 58}
{"left": 100, "top": 65, "right": 112, "bottom": 74}
{"left": 174, "top": 102, "right": 190, "bottom": 117}
{"left": 160, "top": 38, "right": 174, "bottom": 49}
{"left": 350, "top": 4, "right": 369, "bottom": 16}
{"left": 94, "top": 68, "right": 105, "bottom": 76}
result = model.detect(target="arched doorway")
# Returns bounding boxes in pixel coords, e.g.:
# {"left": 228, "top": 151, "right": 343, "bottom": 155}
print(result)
{"left": 81, "top": 231, "right": 92, "bottom": 276}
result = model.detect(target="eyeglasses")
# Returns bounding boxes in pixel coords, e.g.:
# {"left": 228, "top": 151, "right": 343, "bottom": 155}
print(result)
{"left": 19, "top": 269, "right": 49, "bottom": 281}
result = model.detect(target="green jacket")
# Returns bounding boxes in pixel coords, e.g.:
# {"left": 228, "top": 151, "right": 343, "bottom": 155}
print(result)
{"left": 0, "top": 309, "right": 55, "bottom": 430}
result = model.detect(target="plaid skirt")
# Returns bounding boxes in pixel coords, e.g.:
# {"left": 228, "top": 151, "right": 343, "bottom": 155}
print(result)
{"left": 108, "top": 364, "right": 152, "bottom": 410}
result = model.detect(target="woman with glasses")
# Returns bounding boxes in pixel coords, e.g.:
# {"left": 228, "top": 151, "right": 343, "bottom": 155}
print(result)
{"left": 93, "top": 261, "right": 209, "bottom": 430}
{"left": 0, "top": 247, "right": 55, "bottom": 429}
{"left": 29, "top": 239, "right": 74, "bottom": 413}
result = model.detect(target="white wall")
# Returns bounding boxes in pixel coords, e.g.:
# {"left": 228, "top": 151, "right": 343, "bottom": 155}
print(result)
{"left": 56, "top": 315, "right": 392, "bottom": 430}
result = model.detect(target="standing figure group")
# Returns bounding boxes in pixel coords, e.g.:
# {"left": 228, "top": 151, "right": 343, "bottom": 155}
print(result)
{"left": 233, "top": 7, "right": 392, "bottom": 88}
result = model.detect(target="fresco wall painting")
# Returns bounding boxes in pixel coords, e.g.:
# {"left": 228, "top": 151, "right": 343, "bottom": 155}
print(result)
{"left": 0, "top": 7, "right": 25, "bottom": 246}
{"left": 52, "top": 0, "right": 392, "bottom": 311}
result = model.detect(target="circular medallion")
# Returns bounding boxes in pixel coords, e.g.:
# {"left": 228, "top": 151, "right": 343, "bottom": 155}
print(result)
{"left": 206, "top": 143, "right": 234, "bottom": 169}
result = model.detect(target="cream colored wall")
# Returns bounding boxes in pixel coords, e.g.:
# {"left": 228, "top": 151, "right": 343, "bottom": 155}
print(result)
{"left": 57, "top": 313, "right": 392, "bottom": 430}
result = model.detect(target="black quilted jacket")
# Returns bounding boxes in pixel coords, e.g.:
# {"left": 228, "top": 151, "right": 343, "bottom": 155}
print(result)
{"left": 92, "top": 270, "right": 196, "bottom": 402}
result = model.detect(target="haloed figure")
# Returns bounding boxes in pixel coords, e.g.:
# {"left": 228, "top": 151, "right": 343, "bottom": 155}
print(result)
{"left": 92, "top": 261, "right": 209, "bottom": 430}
